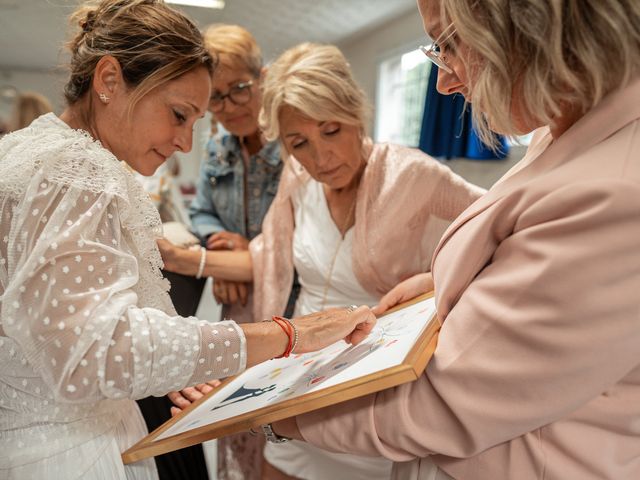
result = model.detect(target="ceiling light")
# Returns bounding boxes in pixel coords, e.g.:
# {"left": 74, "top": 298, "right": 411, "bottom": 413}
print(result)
{"left": 166, "top": 0, "right": 225, "bottom": 8}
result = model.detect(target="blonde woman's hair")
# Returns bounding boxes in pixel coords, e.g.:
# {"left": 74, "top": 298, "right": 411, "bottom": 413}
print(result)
{"left": 203, "top": 24, "right": 262, "bottom": 77}
{"left": 10, "top": 92, "right": 53, "bottom": 130}
{"left": 259, "top": 42, "right": 370, "bottom": 142}
{"left": 439, "top": 0, "right": 640, "bottom": 145}
{"left": 64, "top": 0, "right": 213, "bottom": 110}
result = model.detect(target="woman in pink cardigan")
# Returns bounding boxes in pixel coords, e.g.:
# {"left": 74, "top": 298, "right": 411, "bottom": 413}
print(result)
{"left": 268, "top": 0, "right": 640, "bottom": 479}
{"left": 160, "top": 42, "right": 483, "bottom": 479}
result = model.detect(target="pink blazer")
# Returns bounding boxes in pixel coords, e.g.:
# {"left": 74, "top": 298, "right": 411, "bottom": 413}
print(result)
{"left": 296, "top": 76, "right": 640, "bottom": 479}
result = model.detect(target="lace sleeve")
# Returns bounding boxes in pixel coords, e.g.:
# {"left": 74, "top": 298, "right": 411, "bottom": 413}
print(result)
{"left": 1, "top": 179, "right": 246, "bottom": 403}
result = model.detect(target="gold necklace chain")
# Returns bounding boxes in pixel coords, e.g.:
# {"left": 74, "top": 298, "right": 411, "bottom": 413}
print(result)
{"left": 319, "top": 190, "right": 357, "bottom": 310}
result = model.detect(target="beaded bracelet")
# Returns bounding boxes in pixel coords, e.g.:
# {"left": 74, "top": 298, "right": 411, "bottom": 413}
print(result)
{"left": 276, "top": 316, "right": 299, "bottom": 355}
{"left": 195, "top": 246, "right": 206, "bottom": 279}
{"left": 268, "top": 316, "right": 299, "bottom": 358}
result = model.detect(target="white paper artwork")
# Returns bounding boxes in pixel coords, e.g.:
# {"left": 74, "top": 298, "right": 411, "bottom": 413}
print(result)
{"left": 156, "top": 296, "right": 436, "bottom": 441}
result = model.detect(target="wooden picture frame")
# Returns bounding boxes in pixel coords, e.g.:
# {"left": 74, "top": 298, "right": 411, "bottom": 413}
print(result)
{"left": 122, "top": 292, "right": 439, "bottom": 464}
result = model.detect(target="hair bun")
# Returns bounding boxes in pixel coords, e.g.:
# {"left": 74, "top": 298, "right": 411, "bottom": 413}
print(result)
{"left": 80, "top": 10, "right": 97, "bottom": 33}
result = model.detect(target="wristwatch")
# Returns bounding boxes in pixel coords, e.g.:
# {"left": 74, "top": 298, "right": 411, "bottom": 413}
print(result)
{"left": 261, "top": 423, "right": 291, "bottom": 443}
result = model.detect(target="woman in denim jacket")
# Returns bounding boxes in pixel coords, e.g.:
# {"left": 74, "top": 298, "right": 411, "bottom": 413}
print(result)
{"left": 183, "top": 24, "right": 295, "bottom": 480}
{"left": 193, "top": 133, "right": 281, "bottom": 244}
{"left": 187, "top": 24, "right": 285, "bottom": 321}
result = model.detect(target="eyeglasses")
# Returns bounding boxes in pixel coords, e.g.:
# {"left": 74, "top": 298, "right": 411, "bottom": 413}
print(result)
{"left": 209, "top": 80, "right": 254, "bottom": 113}
{"left": 420, "top": 23, "right": 457, "bottom": 74}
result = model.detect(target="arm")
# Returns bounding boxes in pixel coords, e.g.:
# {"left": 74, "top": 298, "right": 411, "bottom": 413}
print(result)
{"left": 293, "top": 180, "right": 640, "bottom": 460}
{"left": 371, "top": 273, "right": 434, "bottom": 316}
{"left": 159, "top": 239, "right": 253, "bottom": 282}
{"left": 171, "top": 306, "right": 378, "bottom": 412}
{"left": 428, "top": 160, "right": 485, "bottom": 221}
{"left": 2, "top": 185, "right": 247, "bottom": 402}
{"left": 242, "top": 307, "right": 375, "bottom": 366}
{"left": 3, "top": 183, "right": 377, "bottom": 405}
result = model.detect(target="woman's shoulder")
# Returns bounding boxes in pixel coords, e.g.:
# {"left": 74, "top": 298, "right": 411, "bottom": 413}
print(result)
{"left": 0, "top": 113, "right": 133, "bottom": 202}
{"left": 367, "top": 142, "right": 453, "bottom": 182}
{"left": 370, "top": 142, "right": 442, "bottom": 169}
{"left": 2, "top": 113, "right": 106, "bottom": 155}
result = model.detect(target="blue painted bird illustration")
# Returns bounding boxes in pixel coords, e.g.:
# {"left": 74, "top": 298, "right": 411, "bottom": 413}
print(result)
{"left": 211, "top": 384, "right": 277, "bottom": 411}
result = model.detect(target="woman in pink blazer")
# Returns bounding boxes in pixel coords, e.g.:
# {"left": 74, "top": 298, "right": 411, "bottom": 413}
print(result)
{"left": 270, "top": 0, "right": 640, "bottom": 478}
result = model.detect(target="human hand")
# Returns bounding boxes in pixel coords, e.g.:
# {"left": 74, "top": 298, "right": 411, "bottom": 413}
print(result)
{"left": 212, "top": 279, "right": 249, "bottom": 306}
{"left": 291, "top": 306, "right": 376, "bottom": 353}
{"left": 157, "top": 238, "right": 180, "bottom": 271}
{"left": 371, "top": 272, "right": 434, "bottom": 316}
{"left": 157, "top": 238, "right": 199, "bottom": 276}
{"left": 207, "top": 231, "right": 249, "bottom": 251}
{"left": 168, "top": 379, "right": 222, "bottom": 416}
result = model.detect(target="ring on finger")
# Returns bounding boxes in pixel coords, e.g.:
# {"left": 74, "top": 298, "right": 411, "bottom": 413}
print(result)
{"left": 346, "top": 305, "right": 358, "bottom": 314}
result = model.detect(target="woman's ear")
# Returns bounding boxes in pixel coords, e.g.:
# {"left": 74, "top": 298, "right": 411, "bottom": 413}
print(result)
{"left": 92, "top": 55, "right": 124, "bottom": 104}
{"left": 259, "top": 66, "right": 268, "bottom": 84}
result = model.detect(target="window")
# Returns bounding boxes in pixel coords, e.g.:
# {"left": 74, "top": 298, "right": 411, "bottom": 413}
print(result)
{"left": 375, "top": 47, "right": 431, "bottom": 147}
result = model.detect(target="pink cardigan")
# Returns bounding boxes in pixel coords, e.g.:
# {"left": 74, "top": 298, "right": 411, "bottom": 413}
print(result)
{"left": 296, "top": 77, "right": 640, "bottom": 479}
{"left": 249, "top": 142, "right": 484, "bottom": 321}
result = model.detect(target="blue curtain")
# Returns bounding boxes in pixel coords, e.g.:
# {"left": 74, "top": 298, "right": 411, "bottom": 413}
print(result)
{"left": 418, "top": 65, "right": 509, "bottom": 160}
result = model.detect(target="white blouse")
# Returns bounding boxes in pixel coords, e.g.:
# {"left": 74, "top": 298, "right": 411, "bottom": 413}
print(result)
{"left": 0, "top": 114, "right": 247, "bottom": 478}
{"left": 291, "top": 179, "right": 379, "bottom": 316}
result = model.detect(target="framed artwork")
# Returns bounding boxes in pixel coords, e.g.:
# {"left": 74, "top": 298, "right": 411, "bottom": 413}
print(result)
{"left": 122, "top": 292, "right": 439, "bottom": 464}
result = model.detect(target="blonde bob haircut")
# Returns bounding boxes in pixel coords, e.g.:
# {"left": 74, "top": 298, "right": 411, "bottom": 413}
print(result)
{"left": 439, "top": 0, "right": 640, "bottom": 146}
{"left": 203, "top": 24, "right": 262, "bottom": 77}
{"left": 259, "top": 42, "right": 370, "bottom": 142}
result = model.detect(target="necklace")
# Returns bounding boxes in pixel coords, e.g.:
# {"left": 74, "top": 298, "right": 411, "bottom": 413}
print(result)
{"left": 319, "top": 188, "right": 357, "bottom": 310}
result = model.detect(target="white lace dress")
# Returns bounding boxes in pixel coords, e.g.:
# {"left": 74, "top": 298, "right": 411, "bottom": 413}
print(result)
{"left": 0, "top": 114, "right": 247, "bottom": 479}
{"left": 264, "top": 179, "right": 393, "bottom": 480}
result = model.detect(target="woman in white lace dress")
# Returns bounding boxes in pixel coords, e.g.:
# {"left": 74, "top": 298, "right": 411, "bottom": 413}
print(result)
{"left": 0, "top": 2, "right": 375, "bottom": 479}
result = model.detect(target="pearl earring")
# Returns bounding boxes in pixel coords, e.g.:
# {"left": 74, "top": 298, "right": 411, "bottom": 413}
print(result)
{"left": 99, "top": 93, "right": 110, "bottom": 103}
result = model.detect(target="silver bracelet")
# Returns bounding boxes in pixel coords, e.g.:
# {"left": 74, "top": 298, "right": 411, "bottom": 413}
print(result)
{"left": 262, "top": 423, "right": 291, "bottom": 443}
{"left": 195, "top": 246, "right": 206, "bottom": 279}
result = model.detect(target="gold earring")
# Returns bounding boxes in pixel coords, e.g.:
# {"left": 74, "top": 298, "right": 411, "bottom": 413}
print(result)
{"left": 99, "top": 93, "right": 110, "bottom": 104}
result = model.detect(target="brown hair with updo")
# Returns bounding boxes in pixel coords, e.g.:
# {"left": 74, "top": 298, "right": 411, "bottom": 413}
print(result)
{"left": 64, "top": 0, "right": 213, "bottom": 110}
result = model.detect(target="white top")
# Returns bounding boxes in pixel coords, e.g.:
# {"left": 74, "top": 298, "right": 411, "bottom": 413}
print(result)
{"left": 292, "top": 179, "right": 379, "bottom": 316}
{"left": 0, "top": 114, "right": 247, "bottom": 479}
{"left": 265, "top": 179, "right": 392, "bottom": 480}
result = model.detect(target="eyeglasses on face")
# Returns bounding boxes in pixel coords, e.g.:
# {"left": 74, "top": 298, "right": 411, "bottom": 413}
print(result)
{"left": 420, "top": 22, "right": 457, "bottom": 74}
{"left": 209, "top": 80, "right": 254, "bottom": 113}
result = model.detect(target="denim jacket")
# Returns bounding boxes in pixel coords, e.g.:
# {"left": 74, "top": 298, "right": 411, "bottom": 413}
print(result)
{"left": 190, "top": 134, "right": 282, "bottom": 241}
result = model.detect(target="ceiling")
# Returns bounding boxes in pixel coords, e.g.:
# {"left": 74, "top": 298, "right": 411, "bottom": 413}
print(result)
{"left": 0, "top": 0, "right": 416, "bottom": 71}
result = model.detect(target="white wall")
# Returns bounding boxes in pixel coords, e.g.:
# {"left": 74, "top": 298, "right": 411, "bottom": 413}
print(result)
{"left": 174, "top": 114, "right": 213, "bottom": 187}
{"left": 338, "top": 9, "right": 426, "bottom": 133}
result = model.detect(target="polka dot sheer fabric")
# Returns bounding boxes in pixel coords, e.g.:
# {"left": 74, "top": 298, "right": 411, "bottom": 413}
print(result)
{"left": 0, "top": 114, "right": 246, "bottom": 478}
